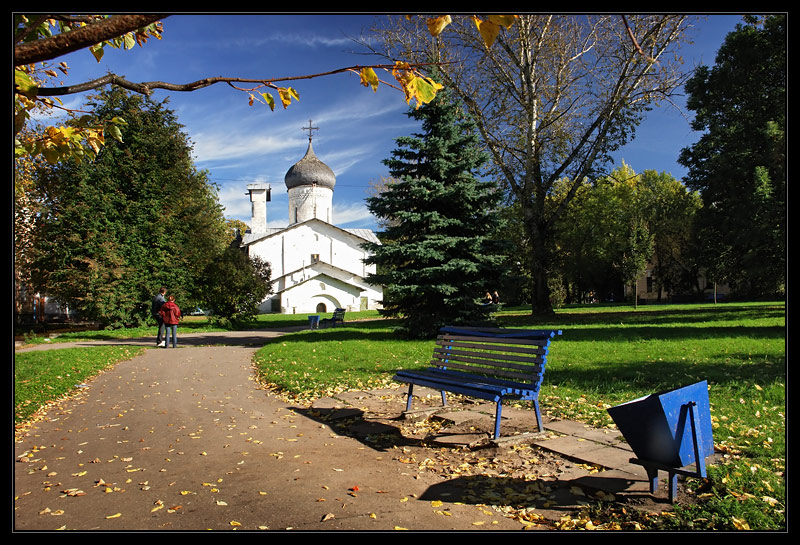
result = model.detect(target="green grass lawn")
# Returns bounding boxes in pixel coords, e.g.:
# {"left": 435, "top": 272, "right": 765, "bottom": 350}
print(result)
{"left": 15, "top": 302, "right": 785, "bottom": 530}
{"left": 14, "top": 345, "right": 146, "bottom": 423}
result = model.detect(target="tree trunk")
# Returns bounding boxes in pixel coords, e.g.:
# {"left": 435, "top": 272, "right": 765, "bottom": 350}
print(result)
{"left": 526, "top": 216, "right": 554, "bottom": 316}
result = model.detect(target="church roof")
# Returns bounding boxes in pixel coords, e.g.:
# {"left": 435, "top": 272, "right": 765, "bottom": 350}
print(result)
{"left": 241, "top": 218, "right": 380, "bottom": 246}
{"left": 284, "top": 140, "right": 336, "bottom": 190}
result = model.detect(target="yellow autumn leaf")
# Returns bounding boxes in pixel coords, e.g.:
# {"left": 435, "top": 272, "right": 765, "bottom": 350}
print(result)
{"left": 430, "top": 500, "right": 443, "bottom": 507}
{"left": 472, "top": 16, "right": 502, "bottom": 48}
{"left": 278, "top": 87, "right": 299, "bottom": 109}
{"left": 413, "top": 77, "right": 443, "bottom": 106}
{"left": 486, "top": 15, "right": 517, "bottom": 29}
{"left": 106, "top": 513, "right": 122, "bottom": 519}
{"left": 230, "top": 520, "right": 242, "bottom": 527}
{"left": 732, "top": 516, "right": 750, "bottom": 530}
{"left": 260, "top": 92, "right": 275, "bottom": 111}
{"left": 394, "top": 526, "right": 408, "bottom": 530}
{"left": 359, "top": 67, "right": 380, "bottom": 92}
{"left": 426, "top": 15, "right": 452, "bottom": 37}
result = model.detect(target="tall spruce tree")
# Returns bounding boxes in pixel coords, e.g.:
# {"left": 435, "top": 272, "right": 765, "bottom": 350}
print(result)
{"left": 363, "top": 88, "right": 507, "bottom": 338}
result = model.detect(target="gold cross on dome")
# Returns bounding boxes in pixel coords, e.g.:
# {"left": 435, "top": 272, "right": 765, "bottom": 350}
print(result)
{"left": 302, "top": 119, "right": 318, "bottom": 141}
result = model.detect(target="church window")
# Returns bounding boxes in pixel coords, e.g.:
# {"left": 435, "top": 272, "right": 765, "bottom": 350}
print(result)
{"left": 311, "top": 254, "right": 320, "bottom": 263}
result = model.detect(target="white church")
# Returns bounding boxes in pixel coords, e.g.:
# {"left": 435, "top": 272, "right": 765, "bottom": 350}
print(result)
{"left": 240, "top": 124, "right": 383, "bottom": 315}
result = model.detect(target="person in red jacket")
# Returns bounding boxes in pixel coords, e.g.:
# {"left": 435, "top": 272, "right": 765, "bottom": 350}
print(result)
{"left": 158, "top": 295, "right": 182, "bottom": 348}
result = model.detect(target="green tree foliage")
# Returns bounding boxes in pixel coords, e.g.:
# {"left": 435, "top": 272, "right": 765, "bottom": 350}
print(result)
{"left": 27, "top": 87, "right": 228, "bottom": 327}
{"left": 638, "top": 170, "right": 703, "bottom": 299}
{"left": 554, "top": 164, "right": 700, "bottom": 304}
{"left": 679, "top": 15, "right": 786, "bottom": 296}
{"left": 200, "top": 246, "right": 272, "bottom": 324}
{"left": 364, "top": 88, "right": 508, "bottom": 338}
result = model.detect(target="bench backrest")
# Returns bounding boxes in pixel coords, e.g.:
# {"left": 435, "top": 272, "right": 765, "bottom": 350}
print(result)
{"left": 432, "top": 331, "right": 554, "bottom": 389}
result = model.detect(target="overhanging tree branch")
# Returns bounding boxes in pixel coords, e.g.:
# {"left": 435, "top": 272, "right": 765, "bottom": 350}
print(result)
{"left": 14, "top": 14, "right": 167, "bottom": 66}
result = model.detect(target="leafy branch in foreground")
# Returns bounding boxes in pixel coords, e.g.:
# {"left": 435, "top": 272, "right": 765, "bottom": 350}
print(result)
{"left": 13, "top": 14, "right": 486, "bottom": 164}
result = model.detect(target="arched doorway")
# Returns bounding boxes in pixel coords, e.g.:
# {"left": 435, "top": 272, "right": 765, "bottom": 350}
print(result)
{"left": 316, "top": 302, "right": 327, "bottom": 313}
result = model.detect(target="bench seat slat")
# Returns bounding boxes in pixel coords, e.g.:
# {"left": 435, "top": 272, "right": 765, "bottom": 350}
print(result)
{"left": 427, "top": 359, "right": 543, "bottom": 383}
{"left": 433, "top": 346, "right": 544, "bottom": 365}
{"left": 438, "top": 334, "right": 552, "bottom": 348}
{"left": 431, "top": 350, "right": 544, "bottom": 372}
{"left": 394, "top": 370, "right": 537, "bottom": 400}
{"left": 396, "top": 368, "right": 541, "bottom": 395}
{"left": 435, "top": 339, "right": 549, "bottom": 356}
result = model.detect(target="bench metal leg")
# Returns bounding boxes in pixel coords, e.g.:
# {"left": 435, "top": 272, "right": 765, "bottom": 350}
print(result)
{"left": 405, "top": 384, "right": 414, "bottom": 411}
{"left": 494, "top": 401, "right": 503, "bottom": 439}
{"left": 532, "top": 399, "right": 544, "bottom": 433}
{"left": 441, "top": 390, "right": 448, "bottom": 407}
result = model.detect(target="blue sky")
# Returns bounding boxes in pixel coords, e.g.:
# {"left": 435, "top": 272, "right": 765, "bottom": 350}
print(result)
{"left": 47, "top": 14, "right": 745, "bottom": 231}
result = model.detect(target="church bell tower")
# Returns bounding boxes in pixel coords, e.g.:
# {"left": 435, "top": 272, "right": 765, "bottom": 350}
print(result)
{"left": 284, "top": 120, "right": 336, "bottom": 225}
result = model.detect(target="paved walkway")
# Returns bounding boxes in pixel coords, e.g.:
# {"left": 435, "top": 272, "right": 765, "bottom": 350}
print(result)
{"left": 14, "top": 329, "right": 671, "bottom": 531}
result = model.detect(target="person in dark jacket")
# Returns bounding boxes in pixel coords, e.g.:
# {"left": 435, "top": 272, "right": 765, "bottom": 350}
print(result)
{"left": 158, "top": 295, "right": 182, "bottom": 348}
{"left": 151, "top": 286, "right": 167, "bottom": 347}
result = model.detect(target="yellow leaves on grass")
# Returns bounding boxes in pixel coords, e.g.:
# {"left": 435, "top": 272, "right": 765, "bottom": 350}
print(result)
{"left": 731, "top": 516, "right": 751, "bottom": 530}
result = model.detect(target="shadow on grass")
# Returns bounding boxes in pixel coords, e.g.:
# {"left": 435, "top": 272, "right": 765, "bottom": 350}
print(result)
{"left": 498, "top": 305, "right": 785, "bottom": 329}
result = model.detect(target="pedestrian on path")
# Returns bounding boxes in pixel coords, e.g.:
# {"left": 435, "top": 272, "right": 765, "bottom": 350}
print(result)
{"left": 158, "top": 295, "right": 182, "bottom": 348}
{"left": 151, "top": 286, "right": 167, "bottom": 347}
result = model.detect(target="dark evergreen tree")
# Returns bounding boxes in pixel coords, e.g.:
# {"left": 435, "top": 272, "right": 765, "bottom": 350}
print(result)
{"left": 363, "top": 88, "right": 508, "bottom": 338}
{"left": 29, "top": 87, "right": 228, "bottom": 327}
{"left": 679, "top": 15, "right": 785, "bottom": 296}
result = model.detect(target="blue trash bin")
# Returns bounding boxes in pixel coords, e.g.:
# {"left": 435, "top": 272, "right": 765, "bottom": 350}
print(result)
{"left": 608, "top": 380, "right": 714, "bottom": 468}
{"left": 607, "top": 380, "right": 714, "bottom": 502}
{"left": 308, "top": 315, "right": 319, "bottom": 329}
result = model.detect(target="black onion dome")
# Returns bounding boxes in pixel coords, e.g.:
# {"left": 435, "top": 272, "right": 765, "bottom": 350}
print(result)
{"left": 284, "top": 141, "right": 336, "bottom": 190}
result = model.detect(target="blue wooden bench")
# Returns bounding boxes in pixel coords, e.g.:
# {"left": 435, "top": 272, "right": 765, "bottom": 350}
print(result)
{"left": 393, "top": 326, "right": 562, "bottom": 439}
{"left": 319, "top": 308, "right": 346, "bottom": 328}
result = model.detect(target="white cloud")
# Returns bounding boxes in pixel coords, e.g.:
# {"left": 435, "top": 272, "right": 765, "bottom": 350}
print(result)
{"left": 333, "top": 202, "right": 374, "bottom": 226}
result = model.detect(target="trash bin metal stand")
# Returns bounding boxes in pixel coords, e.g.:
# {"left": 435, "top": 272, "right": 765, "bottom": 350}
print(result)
{"left": 629, "top": 401, "right": 708, "bottom": 503}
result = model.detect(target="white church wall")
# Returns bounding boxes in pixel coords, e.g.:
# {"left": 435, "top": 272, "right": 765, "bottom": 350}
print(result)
{"left": 247, "top": 221, "right": 377, "bottom": 282}
{"left": 278, "top": 275, "right": 362, "bottom": 314}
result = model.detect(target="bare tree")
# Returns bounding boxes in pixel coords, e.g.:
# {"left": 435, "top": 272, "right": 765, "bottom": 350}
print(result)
{"left": 370, "top": 14, "right": 694, "bottom": 314}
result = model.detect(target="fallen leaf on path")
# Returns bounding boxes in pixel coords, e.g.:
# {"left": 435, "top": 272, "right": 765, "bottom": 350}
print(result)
{"left": 105, "top": 513, "right": 121, "bottom": 519}
{"left": 61, "top": 488, "right": 85, "bottom": 497}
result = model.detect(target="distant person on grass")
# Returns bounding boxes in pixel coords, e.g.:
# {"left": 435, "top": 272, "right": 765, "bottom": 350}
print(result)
{"left": 151, "top": 286, "right": 167, "bottom": 347}
{"left": 158, "top": 295, "right": 182, "bottom": 348}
